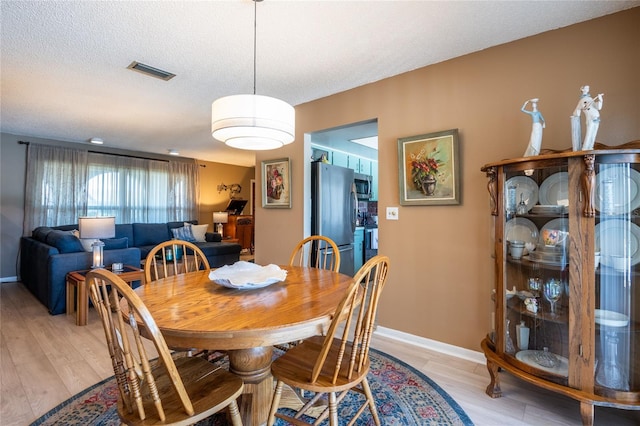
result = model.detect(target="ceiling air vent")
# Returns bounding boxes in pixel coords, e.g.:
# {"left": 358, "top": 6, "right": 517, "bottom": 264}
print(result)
{"left": 127, "top": 61, "right": 176, "bottom": 81}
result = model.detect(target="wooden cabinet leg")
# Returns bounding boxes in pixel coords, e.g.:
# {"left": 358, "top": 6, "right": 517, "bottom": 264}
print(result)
{"left": 485, "top": 359, "right": 502, "bottom": 398}
{"left": 579, "top": 402, "right": 594, "bottom": 426}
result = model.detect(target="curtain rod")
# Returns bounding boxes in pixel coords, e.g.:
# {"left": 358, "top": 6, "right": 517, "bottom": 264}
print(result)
{"left": 18, "top": 140, "right": 188, "bottom": 163}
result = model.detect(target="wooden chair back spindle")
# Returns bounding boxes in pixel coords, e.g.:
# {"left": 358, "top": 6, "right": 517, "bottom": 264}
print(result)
{"left": 289, "top": 235, "right": 341, "bottom": 273}
{"left": 144, "top": 240, "right": 210, "bottom": 283}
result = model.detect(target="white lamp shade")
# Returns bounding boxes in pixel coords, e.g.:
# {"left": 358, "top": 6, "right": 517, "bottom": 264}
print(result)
{"left": 213, "top": 212, "right": 229, "bottom": 224}
{"left": 78, "top": 216, "right": 116, "bottom": 239}
{"left": 211, "top": 94, "right": 295, "bottom": 150}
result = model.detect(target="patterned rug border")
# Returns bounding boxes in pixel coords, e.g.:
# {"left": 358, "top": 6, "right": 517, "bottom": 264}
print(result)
{"left": 30, "top": 374, "right": 115, "bottom": 426}
{"left": 369, "top": 347, "right": 474, "bottom": 425}
{"left": 31, "top": 348, "right": 474, "bottom": 425}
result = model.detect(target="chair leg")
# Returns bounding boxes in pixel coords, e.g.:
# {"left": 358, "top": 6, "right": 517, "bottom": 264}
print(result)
{"left": 361, "top": 377, "right": 381, "bottom": 426}
{"left": 328, "top": 392, "right": 338, "bottom": 426}
{"left": 267, "top": 380, "right": 285, "bottom": 426}
{"left": 228, "top": 400, "right": 242, "bottom": 426}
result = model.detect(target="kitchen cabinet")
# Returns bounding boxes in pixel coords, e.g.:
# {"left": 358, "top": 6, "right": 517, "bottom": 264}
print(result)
{"left": 311, "top": 145, "right": 378, "bottom": 201}
{"left": 354, "top": 227, "right": 364, "bottom": 272}
{"left": 480, "top": 142, "right": 640, "bottom": 425}
{"left": 332, "top": 151, "right": 348, "bottom": 168}
{"left": 358, "top": 158, "right": 371, "bottom": 175}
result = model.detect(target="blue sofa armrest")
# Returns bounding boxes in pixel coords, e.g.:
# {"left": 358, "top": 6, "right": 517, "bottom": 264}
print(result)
{"left": 47, "top": 247, "right": 141, "bottom": 315}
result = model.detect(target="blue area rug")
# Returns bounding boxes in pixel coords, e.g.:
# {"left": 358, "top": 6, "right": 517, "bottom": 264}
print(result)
{"left": 31, "top": 348, "right": 473, "bottom": 425}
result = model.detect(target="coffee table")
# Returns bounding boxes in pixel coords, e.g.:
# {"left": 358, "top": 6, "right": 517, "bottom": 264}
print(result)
{"left": 66, "top": 265, "right": 144, "bottom": 326}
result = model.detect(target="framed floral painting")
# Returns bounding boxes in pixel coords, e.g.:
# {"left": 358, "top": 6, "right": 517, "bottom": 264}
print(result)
{"left": 262, "top": 158, "right": 291, "bottom": 208}
{"left": 397, "top": 129, "right": 460, "bottom": 206}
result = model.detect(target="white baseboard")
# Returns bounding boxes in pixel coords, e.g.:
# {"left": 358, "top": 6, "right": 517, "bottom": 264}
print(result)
{"left": 0, "top": 276, "right": 18, "bottom": 283}
{"left": 374, "top": 326, "right": 486, "bottom": 365}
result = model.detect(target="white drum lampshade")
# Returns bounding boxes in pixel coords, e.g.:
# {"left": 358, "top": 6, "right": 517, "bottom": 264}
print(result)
{"left": 213, "top": 211, "right": 229, "bottom": 238}
{"left": 211, "top": 94, "right": 295, "bottom": 150}
{"left": 78, "top": 216, "right": 116, "bottom": 268}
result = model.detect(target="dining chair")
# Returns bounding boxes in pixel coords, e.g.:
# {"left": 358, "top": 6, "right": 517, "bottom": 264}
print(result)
{"left": 267, "top": 255, "right": 390, "bottom": 426}
{"left": 144, "top": 239, "right": 210, "bottom": 284}
{"left": 289, "top": 235, "right": 341, "bottom": 273}
{"left": 276, "top": 235, "right": 342, "bottom": 354}
{"left": 87, "top": 269, "right": 244, "bottom": 426}
{"left": 144, "top": 240, "right": 223, "bottom": 358}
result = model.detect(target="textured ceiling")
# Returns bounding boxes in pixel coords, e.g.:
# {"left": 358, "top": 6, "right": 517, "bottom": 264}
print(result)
{"left": 1, "top": 1, "right": 636, "bottom": 166}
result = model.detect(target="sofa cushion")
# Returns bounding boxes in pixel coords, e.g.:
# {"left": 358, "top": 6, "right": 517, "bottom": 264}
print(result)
{"left": 196, "top": 241, "right": 242, "bottom": 256}
{"left": 115, "top": 224, "right": 134, "bottom": 244}
{"left": 44, "top": 230, "right": 84, "bottom": 253}
{"left": 32, "top": 226, "right": 54, "bottom": 242}
{"left": 132, "top": 223, "right": 170, "bottom": 247}
{"left": 103, "top": 237, "right": 129, "bottom": 250}
{"left": 171, "top": 224, "right": 196, "bottom": 242}
{"left": 206, "top": 232, "right": 222, "bottom": 242}
{"left": 189, "top": 223, "right": 209, "bottom": 242}
{"left": 168, "top": 220, "right": 197, "bottom": 230}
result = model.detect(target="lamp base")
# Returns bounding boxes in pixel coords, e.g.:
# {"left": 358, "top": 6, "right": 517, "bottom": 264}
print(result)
{"left": 216, "top": 223, "right": 224, "bottom": 239}
{"left": 91, "top": 240, "right": 105, "bottom": 269}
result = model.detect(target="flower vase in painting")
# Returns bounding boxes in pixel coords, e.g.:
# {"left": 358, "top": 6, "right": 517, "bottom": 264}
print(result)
{"left": 267, "top": 166, "right": 285, "bottom": 200}
{"left": 411, "top": 149, "right": 443, "bottom": 196}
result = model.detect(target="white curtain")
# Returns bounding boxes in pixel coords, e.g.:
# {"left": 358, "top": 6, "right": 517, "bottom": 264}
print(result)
{"left": 23, "top": 144, "right": 199, "bottom": 233}
{"left": 24, "top": 144, "right": 88, "bottom": 233}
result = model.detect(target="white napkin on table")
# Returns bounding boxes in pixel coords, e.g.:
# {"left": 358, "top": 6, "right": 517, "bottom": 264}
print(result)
{"left": 209, "top": 261, "right": 287, "bottom": 287}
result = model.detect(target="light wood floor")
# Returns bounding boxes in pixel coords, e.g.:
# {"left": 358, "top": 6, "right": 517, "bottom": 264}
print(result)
{"left": 2, "top": 280, "right": 639, "bottom": 426}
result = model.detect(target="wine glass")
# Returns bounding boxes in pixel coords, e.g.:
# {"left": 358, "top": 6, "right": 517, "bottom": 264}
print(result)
{"left": 527, "top": 277, "right": 541, "bottom": 297}
{"left": 543, "top": 279, "right": 563, "bottom": 316}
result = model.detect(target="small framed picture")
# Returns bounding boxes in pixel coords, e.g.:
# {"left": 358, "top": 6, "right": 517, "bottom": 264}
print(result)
{"left": 397, "top": 129, "right": 461, "bottom": 206}
{"left": 262, "top": 158, "right": 291, "bottom": 208}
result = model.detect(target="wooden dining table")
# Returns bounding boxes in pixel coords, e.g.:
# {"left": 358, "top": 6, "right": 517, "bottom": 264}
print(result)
{"left": 125, "top": 265, "right": 354, "bottom": 426}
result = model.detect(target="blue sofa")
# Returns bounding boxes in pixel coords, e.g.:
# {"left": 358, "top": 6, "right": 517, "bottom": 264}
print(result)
{"left": 20, "top": 221, "right": 242, "bottom": 315}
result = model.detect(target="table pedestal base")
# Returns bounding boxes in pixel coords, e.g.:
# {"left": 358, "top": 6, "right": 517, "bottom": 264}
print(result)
{"left": 229, "top": 346, "right": 273, "bottom": 426}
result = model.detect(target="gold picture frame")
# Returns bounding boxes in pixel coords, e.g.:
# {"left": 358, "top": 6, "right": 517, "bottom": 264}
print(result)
{"left": 397, "top": 129, "right": 460, "bottom": 206}
{"left": 262, "top": 158, "right": 291, "bottom": 208}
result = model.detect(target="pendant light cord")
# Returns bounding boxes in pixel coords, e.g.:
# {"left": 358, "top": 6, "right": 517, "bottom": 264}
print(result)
{"left": 253, "top": 0, "right": 257, "bottom": 95}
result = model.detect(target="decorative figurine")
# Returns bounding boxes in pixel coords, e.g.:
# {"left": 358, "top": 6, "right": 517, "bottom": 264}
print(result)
{"left": 521, "top": 98, "right": 546, "bottom": 157}
{"left": 525, "top": 297, "right": 538, "bottom": 314}
{"left": 571, "top": 85, "right": 604, "bottom": 151}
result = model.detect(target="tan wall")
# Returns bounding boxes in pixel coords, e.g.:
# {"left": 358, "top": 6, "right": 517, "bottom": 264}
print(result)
{"left": 255, "top": 9, "right": 640, "bottom": 351}
{"left": 196, "top": 160, "right": 255, "bottom": 233}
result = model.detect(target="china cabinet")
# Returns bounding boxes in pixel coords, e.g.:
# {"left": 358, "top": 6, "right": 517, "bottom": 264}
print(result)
{"left": 481, "top": 142, "right": 640, "bottom": 425}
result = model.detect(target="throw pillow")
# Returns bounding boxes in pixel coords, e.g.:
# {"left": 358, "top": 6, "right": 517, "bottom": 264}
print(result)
{"left": 102, "top": 237, "right": 129, "bottom": 250}
{"left": 171, "top": 224, "right": 196, "bottom": 242}
{"left": 70, "top": 229, "right": 95, "bottom": 252}
{"left": 188, "top": 223, "right": 208, "bottom": 243}
{"left": 32, "top": 226, "right": 53, "bottom": 242}
{"left": 45, "top": 230, "right": 84, "bottom": 253}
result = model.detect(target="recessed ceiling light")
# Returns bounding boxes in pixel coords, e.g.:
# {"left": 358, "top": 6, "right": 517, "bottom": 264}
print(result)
{"left": 127, "top": 61, "right": 176, "bottom": 81}
{"left": 89, "top": 137, "right": 104, "bottom": 145}
{"left": 168, "top": 149, "right": 180, "bottom": 156}
{"left": 349, "top": 136, "right": 378, "bottom": 150}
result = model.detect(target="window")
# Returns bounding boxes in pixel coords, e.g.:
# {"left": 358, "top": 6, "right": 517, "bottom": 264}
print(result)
{"left": 24, "top": 144, "right": 199, "bottom": 233}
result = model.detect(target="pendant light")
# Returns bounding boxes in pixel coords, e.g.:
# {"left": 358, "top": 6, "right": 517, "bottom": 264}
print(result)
{"left": 211, "top": 0, "right": 295, "bottom": 150}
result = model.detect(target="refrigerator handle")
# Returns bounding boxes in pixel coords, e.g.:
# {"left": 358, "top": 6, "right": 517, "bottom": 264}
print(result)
{"left": 351, "top": 182, "right": 357, "bottom": 233}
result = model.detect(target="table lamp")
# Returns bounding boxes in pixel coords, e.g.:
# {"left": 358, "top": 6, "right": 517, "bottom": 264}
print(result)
{"left": 78, "top": 216, "right": 116, "bottom": 268}
{"left": 213, "top": 211, "right": 229, "bottom": 238}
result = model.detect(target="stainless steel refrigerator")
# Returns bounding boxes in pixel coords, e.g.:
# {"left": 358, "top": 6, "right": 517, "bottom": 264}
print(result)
{"left": 311, "top": 162, "right": 357, "bottom": 276}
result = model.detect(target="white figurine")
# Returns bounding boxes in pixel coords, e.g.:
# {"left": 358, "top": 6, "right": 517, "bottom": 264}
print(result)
{"left": 571, "top": 85, "right": 604, "bottom": 151}
{"left": 524, "top": 297, "right": 538, "bottom": 314}
{"left": 521, "top": 98, "right": 545, "bottom": 157}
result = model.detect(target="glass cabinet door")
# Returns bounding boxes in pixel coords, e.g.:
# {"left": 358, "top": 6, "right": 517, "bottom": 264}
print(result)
{"left": 593, "top": 161, "right": 640, "bottom": 395}
{"left": 503, "top": 164, "right": 571, "bottom": 385}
